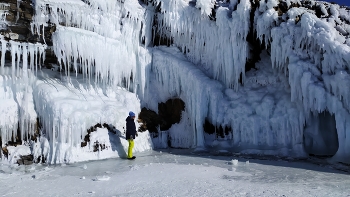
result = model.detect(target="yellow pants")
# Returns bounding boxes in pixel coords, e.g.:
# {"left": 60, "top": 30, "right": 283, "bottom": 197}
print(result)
{"left": 127, "top": 139, "right": 134, "bottom": 158}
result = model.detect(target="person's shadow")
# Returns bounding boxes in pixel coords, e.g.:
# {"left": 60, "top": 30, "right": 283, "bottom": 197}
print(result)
{"left": 105, "top": 124, "right": 128, "bottom": 159}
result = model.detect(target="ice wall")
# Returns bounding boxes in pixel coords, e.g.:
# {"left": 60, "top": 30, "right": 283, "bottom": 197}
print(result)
{"left": 150, "top": 47, "right": 224, "bottom": 148}
{"left": 147, "top": 0, "right": 350, "bottom": 161}
{"left": 150, "top": 47, "right": 305, "bottom": 156}
{"left": 32, "top": 74, "right": 148, "bottom": 163}
{"left": 0, "top": 0, "right": 153, "bottom": 163}
{"left": 1, "top": 0, "right": 350, "bottom": 164}
{"left": 256, "top": 2, "right": 350, "bottom": 162}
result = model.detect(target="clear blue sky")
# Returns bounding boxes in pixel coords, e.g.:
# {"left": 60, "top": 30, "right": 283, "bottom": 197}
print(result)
{"left": 323, "top": 0, "right": 350, "bottom": 6}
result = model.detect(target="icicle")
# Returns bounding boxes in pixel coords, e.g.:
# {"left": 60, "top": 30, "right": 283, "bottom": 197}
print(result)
{"left": 22, "top": 43, "right": 28, "bottom": 71}
{"left": 16, "top": 0, "right": 22, "bottom": 23}
{"left": 0, "top": 39, "right": 6, "bottom": 69}
{"left": 10, "top": 41, "right": 16, "bottom": 75}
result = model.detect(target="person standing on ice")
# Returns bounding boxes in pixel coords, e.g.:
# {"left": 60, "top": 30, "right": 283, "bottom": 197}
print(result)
{"left": 126, "top": 111, "right": 138, "bottom": 160}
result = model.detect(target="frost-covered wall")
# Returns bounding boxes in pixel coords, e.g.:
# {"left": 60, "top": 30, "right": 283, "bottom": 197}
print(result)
{"left": 146, "top": 0, "right": 350, "bottom": 162}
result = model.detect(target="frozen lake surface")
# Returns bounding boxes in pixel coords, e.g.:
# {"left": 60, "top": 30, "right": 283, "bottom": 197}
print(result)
{"left": 1, "top": 149, "right": 350, "bottom": 197}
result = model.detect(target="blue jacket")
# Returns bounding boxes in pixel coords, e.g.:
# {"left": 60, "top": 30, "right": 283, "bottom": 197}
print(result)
{"left": 126, "top": 116, "right": 137, "bottom": 140}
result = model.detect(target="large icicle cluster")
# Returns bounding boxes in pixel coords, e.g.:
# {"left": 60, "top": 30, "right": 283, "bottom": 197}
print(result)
{"left": 151, "top": 47, "right": 224, "bottom": 148}
{"left": 2, "top": 0, "right": 153, "bottom": 163}
{"left": 0, "top": 68, "right": 38, "bottom": 147}
{"left": 0, "top": 36, "right": 46, "bottom": 146}
{"left": 32, "top": 0, "right": 145, "bottom": 40}
{"left": 153, "top": 0, "right": 251, "bottom": 89}
{"left": 33, "top": 0, "right": 151, "bottom": 91}
{"left": 32, "top": 74, "right": 151, "bottom": 163}
{"left": 0, "top": 35, "right": 47, "bottom": 72}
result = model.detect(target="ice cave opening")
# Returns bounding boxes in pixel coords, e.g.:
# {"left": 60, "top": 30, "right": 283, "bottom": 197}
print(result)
{"left": 303, "top": 111, "right": 339, "bottom": 157}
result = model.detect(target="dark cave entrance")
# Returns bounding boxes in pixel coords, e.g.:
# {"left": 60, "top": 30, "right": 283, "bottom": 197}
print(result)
{"left": 303, "top": 111, "right": 339, "bottom": 156}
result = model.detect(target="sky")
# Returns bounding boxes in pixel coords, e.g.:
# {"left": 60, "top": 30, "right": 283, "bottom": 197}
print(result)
{"left": 324, "top": 0, "right": 350, "bottom": 6}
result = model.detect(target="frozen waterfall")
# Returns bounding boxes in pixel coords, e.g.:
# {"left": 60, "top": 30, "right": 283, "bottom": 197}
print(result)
{"left": 0, "top": 0, "right": 349, "bottom": 164}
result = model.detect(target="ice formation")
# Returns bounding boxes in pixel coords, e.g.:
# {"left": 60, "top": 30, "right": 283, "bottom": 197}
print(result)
{"left": 0, "top": 3, "right": 9, "bottom": 30}
{"left": 1, "top": 0, "right": 153, "bottom": 163}
{"left": 0, "top": 0, "right": 350, "bottom": 164}
{"left": 0, "top": 37, "right": 46, "bottom": 147}
{"left": 195, "top": 0, "right": 215, "bottom": 16}
{"left": 153, "top": 0, "right": 251, "bottom": 89}
{"left": 150, "top": 47, "right": 305, "bottom": 156}
{"left": 270, "top": 9, "right": 350, "bottom": 161}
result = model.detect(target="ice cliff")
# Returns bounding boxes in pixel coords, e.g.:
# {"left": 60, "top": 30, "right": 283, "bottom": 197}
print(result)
{"left": 0, "top": 0, "right": 349, "bottom": 164}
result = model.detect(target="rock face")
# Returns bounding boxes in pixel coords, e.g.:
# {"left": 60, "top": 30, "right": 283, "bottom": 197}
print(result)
{"left": 203, "top": 119, "right": 232, "bottom": 139}
{"left": 81, "top": 123, "right": 104, "bottom": 149}
{"left": 138, "top": 108, "right": 161, "bottom": 133}
{"left": 138, "top": 98, "right": 185, "bottom": 133}
{"left": 81, "top": 123, "right": 121, "bottom": 152}
{"left": 158, "top": 99, "right": 185, "bottom": 130}
{"left": 0, "top": 0, "right": 57, "bottom": 65}
{"left": 17, "top": 155, "right": 33, "bottom": 165}
{"left": 1, "top": 0, "right": 35, "bottom": 42}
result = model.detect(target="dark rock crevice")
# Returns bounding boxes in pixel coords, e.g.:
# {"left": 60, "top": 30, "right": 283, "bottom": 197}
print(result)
{"left": 138, "top": 98, "right": 185, "bottom": 133}
{"left": 203, "top": 119, "right": 232, "bottom": 139}
{"left": 80, "top": 123, "right": 120, "bottom": 152}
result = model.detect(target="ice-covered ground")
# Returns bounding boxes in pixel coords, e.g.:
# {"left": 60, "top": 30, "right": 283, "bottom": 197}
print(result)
{"left": 0, "top": 150, "right": 349, "bottom": 197}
